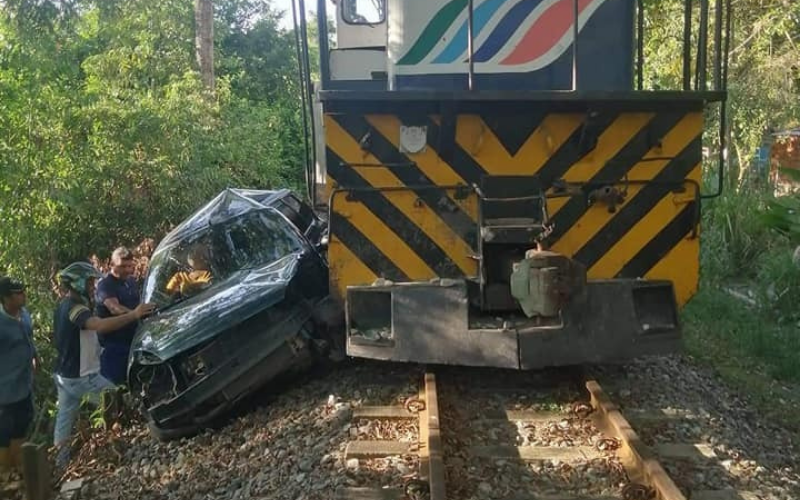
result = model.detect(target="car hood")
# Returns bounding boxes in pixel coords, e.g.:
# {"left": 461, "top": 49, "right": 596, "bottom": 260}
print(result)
{"left": 131, "top": 253, "right": 302, "bottom": 363}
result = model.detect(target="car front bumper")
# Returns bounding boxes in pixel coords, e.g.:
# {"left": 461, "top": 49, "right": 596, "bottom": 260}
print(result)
{"left": 134, "top": 304, "right": 318, "bottom": 430}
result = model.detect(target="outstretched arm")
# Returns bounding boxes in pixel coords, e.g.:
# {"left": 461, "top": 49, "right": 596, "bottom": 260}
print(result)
{"left": 103, "top": 297, "right": 131, "bottom": 315}
{"left": 96, "top": 279, "right": 132, "bottom": 315}
{"left": 72, "top": 303, "right": 156, "bottom": 334}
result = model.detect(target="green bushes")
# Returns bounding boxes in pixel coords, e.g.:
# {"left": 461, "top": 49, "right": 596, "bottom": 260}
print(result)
{"left": 0, "top": 0, "right": 308, "bottom": 443}
{"left": 0, "top": 1, "right": 306, "bottom": 291}
{"left": 684, "top": 289, "right": 800, "bottom": 381}
{"left": 0, "top": 75, "right": 303, "bottom": 288}
{"left": 688, "top": 181, "right": 800, "bottom": 383}
{"left": 699, "top": 185, "right": 776, "bottom": 282}
{"left": 754, "top": 247, "right": 800, "bottom": 324}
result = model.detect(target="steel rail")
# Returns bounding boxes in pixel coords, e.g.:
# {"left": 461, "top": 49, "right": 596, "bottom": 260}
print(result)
{"left": 341, "top": 368, "right": 754, "bottom": 500}
{"left": 586, "top": 380, "right": 687, "bottom": 500}
{"left": 418, "top": 372, "right": 446, "bottom": 500}
{"left": 337, "top": 371, "right": 444, "bottom": 500}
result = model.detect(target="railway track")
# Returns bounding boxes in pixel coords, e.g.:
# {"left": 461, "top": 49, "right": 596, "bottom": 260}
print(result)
{"left": 335, "top": 367, "right": 764, "bottom": 500}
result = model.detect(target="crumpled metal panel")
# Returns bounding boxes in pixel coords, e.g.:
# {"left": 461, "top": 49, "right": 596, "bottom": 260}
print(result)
{"left": 133, "top": 256, "right": 299, "bottom": 362}
{"left": 131, "top": 188, "right": 323, "bottom": 364}
{"left": 155, "top": 188, "right": 294, "bottom": 251}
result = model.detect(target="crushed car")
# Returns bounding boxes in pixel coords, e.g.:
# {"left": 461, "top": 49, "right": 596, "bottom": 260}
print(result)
{"left": 128, "top": 188, "right": 341, "bottom": 440}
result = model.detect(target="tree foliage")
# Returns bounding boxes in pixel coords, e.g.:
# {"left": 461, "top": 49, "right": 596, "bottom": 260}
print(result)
{"left": 1, "top": 0, "right": 798, "bottom": 298}
{"left": 0, "top": 0, "right": 308, "bottom": 290}
{"left": 642, "top": 0, "right": 800, "bottom": 186}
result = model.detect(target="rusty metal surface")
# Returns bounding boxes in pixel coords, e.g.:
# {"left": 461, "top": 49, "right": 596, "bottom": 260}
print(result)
{"left": 586, "top": 379, "right": 687, "bottom": 500}
{"left": 419, "top": 372, "right": 446, "bottom": 500}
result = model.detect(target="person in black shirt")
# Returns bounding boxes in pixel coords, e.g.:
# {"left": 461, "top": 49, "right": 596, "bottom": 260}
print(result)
{"left": 53, "top": 262, "right": 154, "bottom": 467}
{"left": 94, "top": 247, "right": 140, "bottom": 385}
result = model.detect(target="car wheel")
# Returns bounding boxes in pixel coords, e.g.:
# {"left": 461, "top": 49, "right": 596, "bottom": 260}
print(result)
{"left": 146, "top": 415, "right": 200, "bottom": 442}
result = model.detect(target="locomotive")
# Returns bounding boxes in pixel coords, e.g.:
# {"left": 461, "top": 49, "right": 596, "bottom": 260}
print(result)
{"left": 292, "top": 0, "right": 731, "bottom": 369}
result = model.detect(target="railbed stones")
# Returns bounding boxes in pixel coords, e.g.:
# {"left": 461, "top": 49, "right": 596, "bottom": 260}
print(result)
{"left": 60, "top": 357, "right": 799, "bottom": 500}
{"left": 60, "top": 361, "right": 420, "bottom": 500}
{"left": 597, "top": 355, "right": 800, "bottom": 500}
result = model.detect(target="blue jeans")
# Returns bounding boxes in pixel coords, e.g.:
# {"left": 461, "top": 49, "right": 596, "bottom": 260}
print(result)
{"left": 53, "top": 373, "right": 115, "bottom": 466}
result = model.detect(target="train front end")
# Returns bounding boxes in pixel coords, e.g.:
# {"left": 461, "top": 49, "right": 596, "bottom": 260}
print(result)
{"left": 301, "top": 0, "right": 729, "bottom": 369}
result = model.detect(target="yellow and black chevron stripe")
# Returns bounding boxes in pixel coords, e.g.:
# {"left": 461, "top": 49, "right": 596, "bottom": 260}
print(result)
{"left": 324, "top": 109, "right": 703, "bottom": 308}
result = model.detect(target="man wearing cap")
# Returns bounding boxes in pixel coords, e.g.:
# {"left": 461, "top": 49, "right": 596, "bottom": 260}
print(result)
{"left": 53, "top": 262, "right": 155, "bottom": 467}
{"left": 0, "top": 277, "right": 36, "bottom": 471}
{"left": 94, "top": 247, "right": 140, "bottom": 385}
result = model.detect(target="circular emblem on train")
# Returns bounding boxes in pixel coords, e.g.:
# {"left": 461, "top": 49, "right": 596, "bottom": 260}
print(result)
{"left": 399, "top": 125, "right": 428, "bottom": 154}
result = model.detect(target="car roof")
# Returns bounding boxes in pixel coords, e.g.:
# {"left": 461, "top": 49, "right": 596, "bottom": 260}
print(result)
{"left": 153, "top": 188, "right": 301, "bottom": 256}
{"left": 228, "top": 188, "right": 295, "bottom": 208}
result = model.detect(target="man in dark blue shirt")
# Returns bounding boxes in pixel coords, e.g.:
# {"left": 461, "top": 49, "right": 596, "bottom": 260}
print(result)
{"left": 94, "top": 247, "right": 140, "bottom": 385}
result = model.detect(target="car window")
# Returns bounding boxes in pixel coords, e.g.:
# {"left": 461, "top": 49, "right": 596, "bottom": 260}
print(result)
{"left": 276, "top": 196, "right": 315, "bottom": 235}
{"left": 143, "top": 209, "right": 304, "bottom": 306}
{"left": 222, "top": 210, "right": 302, "bottom": 269}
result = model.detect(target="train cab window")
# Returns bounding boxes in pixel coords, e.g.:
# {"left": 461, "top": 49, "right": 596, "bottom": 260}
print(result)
{"left": 342, "top": 0, "right": 385, "bottom": 25}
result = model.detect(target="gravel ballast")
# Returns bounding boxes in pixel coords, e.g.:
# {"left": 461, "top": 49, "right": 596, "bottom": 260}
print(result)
{"left": 48, "top": 356, "right": 799, "bottom": 500}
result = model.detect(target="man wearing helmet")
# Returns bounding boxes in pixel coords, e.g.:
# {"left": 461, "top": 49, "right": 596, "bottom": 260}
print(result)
{"left": 53, "top": 261, "right": 155, "bottom": 467}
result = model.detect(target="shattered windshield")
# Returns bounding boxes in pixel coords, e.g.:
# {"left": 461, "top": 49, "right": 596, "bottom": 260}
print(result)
{"left": 143, "top": 208, "right": 303, "bottom": 308}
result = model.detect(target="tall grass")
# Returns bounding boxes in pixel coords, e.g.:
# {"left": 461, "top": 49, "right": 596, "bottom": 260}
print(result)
{"left": 700, "top": 184, "right": 778, "bottom": 282}
{"left": 687, "top": 181, "right": 800, "bottom": 383}
{"left": 684, "top": 289, "right": 800, "bottom": 381}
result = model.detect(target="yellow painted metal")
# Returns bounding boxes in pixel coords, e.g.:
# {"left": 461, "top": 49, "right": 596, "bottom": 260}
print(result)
{"left": 328, "top": 235, "right": 378, "bottom": 299}
{"left": 364, "top": 115, "right": 478, "bottom": 222}
{"left": 551, "top": 113, "right": 655, "bottom": 185}
{"left": 333, "top": 194, "right": 435, "bottom": 278}
{"left": 646, "top": 163, "right": 703, "bottom": 306}
{"left": 454, "top": 113, "right": 585, "bottom": 175}
{"left": 326, "top": 118, "right": 477, "bottom": 277}
{"left": 552, "top": 113, "right": 703, "bottom": 280}
{"left": 325, "top": 110, "right": 704, "bottom": 308}
{"left": 588, "top": 184, "right": 698, "bottom": 280}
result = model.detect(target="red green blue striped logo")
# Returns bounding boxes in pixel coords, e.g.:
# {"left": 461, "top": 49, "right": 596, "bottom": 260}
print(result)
{"left": 397, "top": 0, "right": 607, "bottom": 70}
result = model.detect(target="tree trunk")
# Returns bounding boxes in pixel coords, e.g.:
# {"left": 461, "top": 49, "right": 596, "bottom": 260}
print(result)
{"left": 195, "top": 0, "right": 214, "bottom": 92}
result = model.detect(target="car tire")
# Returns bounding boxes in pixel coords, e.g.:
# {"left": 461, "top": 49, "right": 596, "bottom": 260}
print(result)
{"left": 146, "top": 415, "right": 199, "bottom": 442}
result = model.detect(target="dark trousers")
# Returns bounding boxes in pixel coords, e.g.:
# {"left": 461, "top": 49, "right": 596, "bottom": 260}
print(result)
{"left": 100, "top": 343, "right": 131, "bottom": 385}
{"left": 0, "top": 394, "right": 33, "bottom": 447}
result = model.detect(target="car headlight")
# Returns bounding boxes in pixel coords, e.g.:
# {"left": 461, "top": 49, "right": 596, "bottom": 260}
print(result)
{"left": 130, "top": 362, "right": 178, "bottom": 407}
{"left": 134, "top": 350, "right": 164, "bottom": 365}
{"left": 182, "top": 353, "right": 209, "bottom": 383}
